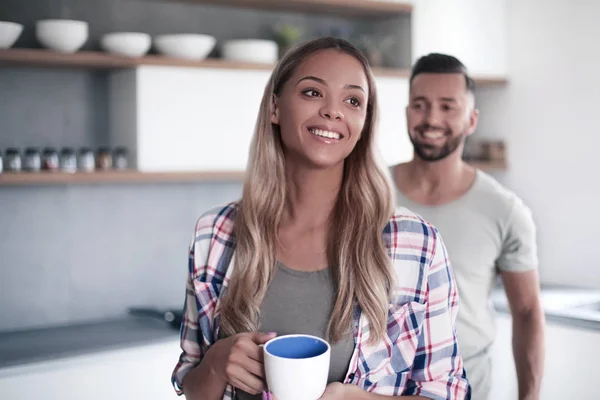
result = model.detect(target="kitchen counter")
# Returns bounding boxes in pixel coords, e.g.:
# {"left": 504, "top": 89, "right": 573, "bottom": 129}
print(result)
{"left": 3, "top": 286, "right": 599, "bottom": 371}
{"left": 492, "top": 285, "right": 600, "bottom": 331}
{"left": 0, "top": 316, "right": 179, "bottom": 370}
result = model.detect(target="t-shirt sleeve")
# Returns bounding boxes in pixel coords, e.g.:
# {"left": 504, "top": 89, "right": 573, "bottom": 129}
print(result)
{"left": 496, "top": 196, "right": 539, "bottom": 272}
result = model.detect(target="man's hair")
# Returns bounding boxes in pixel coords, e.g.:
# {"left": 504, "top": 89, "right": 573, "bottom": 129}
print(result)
{"left": 410, "top": 53, "right": 476, "bottom": 94}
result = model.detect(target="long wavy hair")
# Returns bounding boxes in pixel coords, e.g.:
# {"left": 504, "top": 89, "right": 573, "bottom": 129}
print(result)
{"left": 218, "top": 37, "right": 395, "bottom": 344}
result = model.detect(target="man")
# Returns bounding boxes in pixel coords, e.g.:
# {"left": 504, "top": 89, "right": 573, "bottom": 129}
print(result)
{"left": 391, "top": 53, "right": 545, "bottom": 400}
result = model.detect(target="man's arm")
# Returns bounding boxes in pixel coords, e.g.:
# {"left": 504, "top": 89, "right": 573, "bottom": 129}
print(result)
{"left": 500, "top": 269, "right": 545, "bottom": 400}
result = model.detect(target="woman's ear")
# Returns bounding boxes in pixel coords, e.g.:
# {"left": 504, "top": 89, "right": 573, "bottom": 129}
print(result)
{"left": 271, "top": 95, "right": 279, "bottom": 125}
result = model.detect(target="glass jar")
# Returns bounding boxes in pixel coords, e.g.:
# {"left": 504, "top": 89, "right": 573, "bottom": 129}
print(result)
{"left": 113, "top": 147, "right": 129, "bottom": 170}
{"left": 78, "top": 147, "right": 95, "bottom": 172}
{"left": 24, "top": 147, "right": 41, "bottom": 172}
{"left": 96, "top": 147, "right": 112, "bottom": 170}
{"left": 42, "top": 147, "right": 59, "bottom": 171}
{"left": 59, "top": 147, "right": 77, "bottom": 173}
{"left": 4, "top": 148, "right": 22, "bottom": 172}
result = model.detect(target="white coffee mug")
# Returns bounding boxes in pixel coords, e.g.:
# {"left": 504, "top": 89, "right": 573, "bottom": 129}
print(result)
{"left": 263, "top": 334, "right": 331, "bottom": 400}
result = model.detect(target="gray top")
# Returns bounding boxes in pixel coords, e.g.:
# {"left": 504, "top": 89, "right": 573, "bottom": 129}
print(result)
{"left": 236, "top": 263, "right": 355, "bottom": 400}
{"left": 395, "top": 169, "right": 538, "bottom": 360}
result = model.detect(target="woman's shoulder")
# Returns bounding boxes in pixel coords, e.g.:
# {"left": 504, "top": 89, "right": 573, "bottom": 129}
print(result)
{"left": 189, "top": 201, "right": 239, "bottom": 282}
{"left": 385, "top": 206, "right": 439, "bottom": 241}
{"left": 384, "top": 207, "right": 444, "bottom": 300}
{"left": 193, "top": 201, "right": 239, "bottom": 238}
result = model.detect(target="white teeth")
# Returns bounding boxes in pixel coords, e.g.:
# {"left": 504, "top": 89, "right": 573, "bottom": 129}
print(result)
{"left": 423, "top": 131, "right": 444, "bottom": 139}
{"left": 310, "top": 128, "right": 341, "bottom": 140}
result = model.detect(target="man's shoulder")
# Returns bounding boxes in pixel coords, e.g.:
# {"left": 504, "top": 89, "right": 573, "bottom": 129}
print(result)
{"left": 471, "top": 170, "right": 529, "bottom": 213}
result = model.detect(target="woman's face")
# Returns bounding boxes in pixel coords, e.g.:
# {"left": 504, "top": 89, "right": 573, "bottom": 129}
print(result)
{"left": 271, "top": 49, "right": 370, "bottom": 170}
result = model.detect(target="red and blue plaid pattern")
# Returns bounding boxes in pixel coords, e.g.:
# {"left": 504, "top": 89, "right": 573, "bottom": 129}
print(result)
{"left": 172, "top": 202, "right": 470, "bottom": 399}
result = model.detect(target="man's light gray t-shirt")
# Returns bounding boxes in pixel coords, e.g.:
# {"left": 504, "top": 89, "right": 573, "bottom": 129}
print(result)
{"left": 395, "top": 170, "right": 538, "bottom": 360}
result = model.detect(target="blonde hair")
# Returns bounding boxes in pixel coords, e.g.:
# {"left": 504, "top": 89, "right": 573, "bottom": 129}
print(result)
{"left": 219, "top": 37, "right": 395, "bottom": 344}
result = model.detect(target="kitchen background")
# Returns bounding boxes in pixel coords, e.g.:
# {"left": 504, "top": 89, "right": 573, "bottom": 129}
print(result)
{"left": 0, "top": 0, "right": 599, "bottom": 399}
{"left": 0, "top": 0, "right": 413, "bottom": 333}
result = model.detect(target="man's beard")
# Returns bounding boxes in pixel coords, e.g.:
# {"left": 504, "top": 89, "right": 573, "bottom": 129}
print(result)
{"left": 409, "top": 124, "right": 465, "bottom": 162}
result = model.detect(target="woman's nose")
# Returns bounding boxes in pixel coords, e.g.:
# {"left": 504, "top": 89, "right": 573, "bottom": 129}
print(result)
{"left": 319, "top": 105, "right": 344, "bottom": 121}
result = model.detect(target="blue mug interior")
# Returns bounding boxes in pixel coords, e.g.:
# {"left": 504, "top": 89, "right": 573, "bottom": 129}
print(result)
{"left": 266, "top": 336, "right": 328, "bottom": 359}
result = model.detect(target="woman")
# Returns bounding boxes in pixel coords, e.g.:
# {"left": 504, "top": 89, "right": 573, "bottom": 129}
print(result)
{"left": 171, "top": 37, "right": 470, "bottom": 400}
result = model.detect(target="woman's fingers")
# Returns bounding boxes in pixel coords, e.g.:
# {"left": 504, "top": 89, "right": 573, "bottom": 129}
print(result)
{"left": 227, "top": 364, "right": 267, "bottom": 395}
{"left": 242, "top": 358, "right": 266, "bottom": 379}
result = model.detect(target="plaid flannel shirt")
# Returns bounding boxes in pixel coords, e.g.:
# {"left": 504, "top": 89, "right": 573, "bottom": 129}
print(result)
{"left": 172, "top": 202, "right": 470, "bottom": 399}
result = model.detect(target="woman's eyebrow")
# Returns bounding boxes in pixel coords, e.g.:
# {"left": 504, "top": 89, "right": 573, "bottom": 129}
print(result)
{"left": 295, "top": 75, "right": 326, "bottom": 86}
{"left": 295, "top": 76, "right": 365, "bottom": 92}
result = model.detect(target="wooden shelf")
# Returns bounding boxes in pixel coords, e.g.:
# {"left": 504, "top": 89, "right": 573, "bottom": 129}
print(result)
{"left": 0, "top": 160, "right": 506, "bottom": 186}
{"left": 467, "top": 159, "right": 507, "bottom": 171}
{"left": 0, "top": 49, "right": 505, "bottom": 85}
{"left": 0, "top": 49, "right": 276, "bottom": 71}
{"left": 167, "top": 0, "right": 413, "bottom": 17}
{"left": 470, "top": 76, "right": 509, "bottom": 86}
{"left": 0, "top": 48, "right": 405, "bottom": 76}
{"left": 0, "top": 170, "right": 246, "bottom": 186}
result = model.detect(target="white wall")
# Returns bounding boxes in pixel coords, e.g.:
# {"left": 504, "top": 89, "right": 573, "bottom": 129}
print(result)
{"left": 476, "top": 0, "right": 600, "bottom": 288}
{"left": 411, "top": 0, "right": 507, "bottom": 76}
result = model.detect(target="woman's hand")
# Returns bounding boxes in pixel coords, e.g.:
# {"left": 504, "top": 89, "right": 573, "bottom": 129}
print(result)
{"left": 263, "top": 382, "right": 347, "bottom": 400}
{"left": 318, "top": 382, "right": 348, "bottom": 399}
{"left": 206, "top": 331, "right": 276, "bottom": 395}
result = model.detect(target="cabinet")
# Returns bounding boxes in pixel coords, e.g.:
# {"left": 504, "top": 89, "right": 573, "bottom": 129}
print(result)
{"left": 109, "top": 66, "right": 271, "bottom": 172}
{"left": 0, "top": 340, "right": 182, "bottom": 400}
{"left": 491, "top": 314, "right": 600, "bottom": 400}
{"left": 109, "top": 66, "right": 412, "bottom": 172}
{"left": 411, "top": 0, "right": 507, "bottom": 77}
{"left": 490, "top": 314, "right": 518, "bottom": 400}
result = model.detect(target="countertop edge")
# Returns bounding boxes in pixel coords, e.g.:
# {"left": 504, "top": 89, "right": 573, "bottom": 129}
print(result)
{"left": 0, "top": 317, "right": 180, "bottom": 372}
{"left": 494, "top": 305, "right": 600, "bottom": 332}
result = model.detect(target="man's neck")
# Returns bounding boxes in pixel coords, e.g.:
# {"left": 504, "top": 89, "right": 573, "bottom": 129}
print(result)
{"left": 394, "top": 154, "right": 477, "bottom": 206}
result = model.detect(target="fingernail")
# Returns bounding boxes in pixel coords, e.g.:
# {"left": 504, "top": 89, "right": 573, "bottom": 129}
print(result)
{"left": 262, "top": 392, "right": 268, "bottom": 400}
{"left": 268, "top": 332, "right": 277, "bottom": 335}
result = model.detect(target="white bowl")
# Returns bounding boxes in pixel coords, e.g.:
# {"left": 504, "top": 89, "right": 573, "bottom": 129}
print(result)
{"left": 222, "top": 39, "right": 278, "bottom": 64}
{"left": 0, "top": 21, "right": 23, "bottom": 49}
{"left": 36, "top": 19, "right": 88, "bottom": 53}
{"left": 154, "top": 34, "right": 216, "bottom": 60}
{"left": 100, "top": 32, "right": 151, "bottom": 58}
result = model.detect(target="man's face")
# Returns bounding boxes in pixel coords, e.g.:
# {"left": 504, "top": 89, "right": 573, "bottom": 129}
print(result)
{"left": 406, "top": 73, "right": 478, "bottom": 162}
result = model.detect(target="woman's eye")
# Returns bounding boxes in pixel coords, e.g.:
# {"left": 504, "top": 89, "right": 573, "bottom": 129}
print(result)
{"left": 345, "top": 97, "right": 361, "bottom": 107}
{"left": 302, "top": 89, "right": 321, "bottom": 97}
